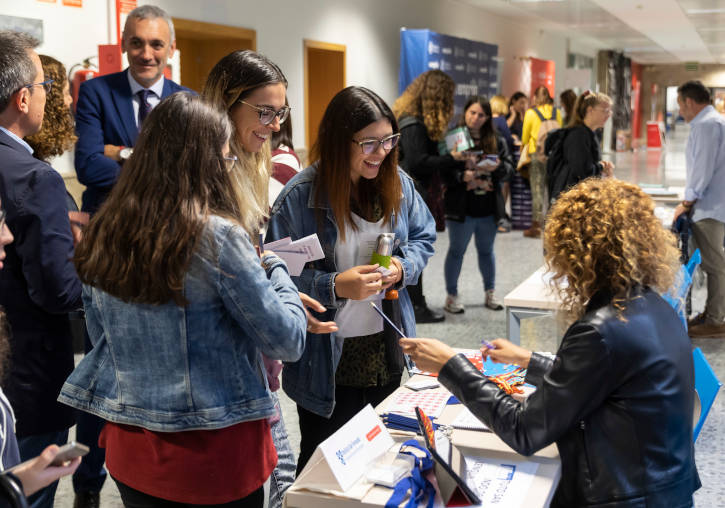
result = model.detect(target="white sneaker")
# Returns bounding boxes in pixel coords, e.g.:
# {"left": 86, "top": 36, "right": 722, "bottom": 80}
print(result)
{"left": 485, "top": 290, "right": 503, "bottom": 311}
{"left": 444, "top": 294, "right": 465, "bottom": 314}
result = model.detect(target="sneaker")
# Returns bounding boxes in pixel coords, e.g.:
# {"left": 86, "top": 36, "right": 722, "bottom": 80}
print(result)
{"left": 497, "top": 218, "right": 511, "bottom": 233}
{"left": 485, "top": 290, "right": 504, "bottom": 311}
{"left": 688, "top": 321, "right": 725, "bottom": 338}
{"left": 444, "top": 295, "right": 465, "bottom": 314}
{"left": 414, "top": 305, "right": 445, "bottom": 323}
{"left": 687, "top": 313, "right": 707, "bottom": 328}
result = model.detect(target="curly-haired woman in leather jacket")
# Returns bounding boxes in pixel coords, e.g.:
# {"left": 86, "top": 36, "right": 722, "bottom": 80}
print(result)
{"left": 401, "top": 178, "right": 700, "bottom": 507}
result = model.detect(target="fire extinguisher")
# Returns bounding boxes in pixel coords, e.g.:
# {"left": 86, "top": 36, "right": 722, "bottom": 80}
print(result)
{"left": 69, "top": 57, "right": 97, "bottom": 113}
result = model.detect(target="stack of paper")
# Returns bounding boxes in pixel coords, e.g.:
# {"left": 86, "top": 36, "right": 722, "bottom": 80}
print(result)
{"left": 386, "top": 390, "right": 450, "bottom": 419}
{"left": 263, "top": 234, "right": 324, "bottom": 276}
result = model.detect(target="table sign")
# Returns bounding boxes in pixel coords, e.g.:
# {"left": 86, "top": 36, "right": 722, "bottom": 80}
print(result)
{"left": 296, "top": 404, "right": 395, "bottom": 494}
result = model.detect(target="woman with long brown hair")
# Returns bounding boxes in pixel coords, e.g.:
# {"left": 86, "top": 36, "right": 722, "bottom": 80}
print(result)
{"left": 267, "top": 86, "right": 436, "bottom": 473}
{"left": 401, "top": 178, "right": 700, "bottom": 507}
{"left": 59, "top": 93, "right": 307, "bottom": 507}
{"left": 393, "top": 69, "right": 466, "bottom": 323}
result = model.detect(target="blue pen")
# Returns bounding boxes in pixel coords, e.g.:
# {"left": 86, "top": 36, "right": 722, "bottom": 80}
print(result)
{"left": 369, "top": 302, "right": 415, "bottom": 372}
{"left": 481, "top": 339, "right": 496, "bottom": 351}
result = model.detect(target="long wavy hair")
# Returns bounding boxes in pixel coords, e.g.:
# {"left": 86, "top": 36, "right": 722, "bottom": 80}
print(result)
{"left": 74, "top": 93, "right": 238, "bottom": 306}
{"left": 569, "top": 91, "right": 612, "bottom": 128}
{"left": 544, "top": 178, "right": 680, "bottom": 322}
{"left": 458, "top": 96, "right": 497, "bottom": 154}
{"left": 311, "top": 86, "right": 402, "bottom": 240}
{"left": 392, "top": 70, "right": 455, "bottom": 141}
{"left": 25, "top": 55, "right": 77, "bottom": 161}
{"left": 203, "top": 50, "right": 287, "bottom": 235}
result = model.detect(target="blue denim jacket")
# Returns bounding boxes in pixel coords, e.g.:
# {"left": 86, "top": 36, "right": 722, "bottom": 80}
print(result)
{"left": 58, "top": 216, "right": 307, "bottom": 431}
{"left": 266, "top": 166, "right": 436, "bottom": 417}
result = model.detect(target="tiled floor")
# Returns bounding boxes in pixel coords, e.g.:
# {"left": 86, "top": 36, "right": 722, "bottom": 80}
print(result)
{"left": 56, "top": 126, "right": 723, "bottom": 506}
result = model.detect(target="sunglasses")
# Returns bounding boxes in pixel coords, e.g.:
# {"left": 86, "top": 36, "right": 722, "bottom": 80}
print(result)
{"left": 353, "top": 133, "right": 401, "bottom": 155}
{"left": 238, "top": 101, "right": 290, "bottom": 126}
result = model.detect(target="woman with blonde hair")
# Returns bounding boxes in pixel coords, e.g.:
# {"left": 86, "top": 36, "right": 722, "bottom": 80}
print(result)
{"left": 401, "top": 178, "right": 700, "bottom": 507}
{"left": 547, "top": 90, "right": 615, "bottom": 203}
{"left": 521, "top": 86, "right": 563, "bottom": 238}
{"left": 393, "top": 70, "right": 466, "bottom": 323}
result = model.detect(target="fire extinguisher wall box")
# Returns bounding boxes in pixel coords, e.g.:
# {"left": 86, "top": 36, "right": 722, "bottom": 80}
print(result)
{"left": 98, "top": 44, "right": 123, "bottom": 76}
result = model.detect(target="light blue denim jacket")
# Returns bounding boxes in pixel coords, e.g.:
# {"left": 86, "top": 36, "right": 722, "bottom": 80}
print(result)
{"left": 266, "top": 166, "right": 436, "bottom": 417}
{"left": 58, "top": 215, "right": 307, "bottom": 431}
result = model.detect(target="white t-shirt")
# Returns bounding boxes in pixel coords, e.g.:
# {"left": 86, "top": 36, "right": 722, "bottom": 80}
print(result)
{"left": 334, "top": 213, "right": 392, "bottom": 338}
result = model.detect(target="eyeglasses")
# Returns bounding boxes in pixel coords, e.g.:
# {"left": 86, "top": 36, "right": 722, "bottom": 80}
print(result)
{"left": 0, "top": 209, "right": 5, "bottom": 230}
{"left": 353, "top": 133, "right": 400, "bottom": 155}
{"left": 223, "top": 154, "right": 238, "bottom": 171}
{"left": 238, "top": 100, "right": 290, "bottom": 126}
{"left": 25, "top": 79, "right": 54, "bottom": 93}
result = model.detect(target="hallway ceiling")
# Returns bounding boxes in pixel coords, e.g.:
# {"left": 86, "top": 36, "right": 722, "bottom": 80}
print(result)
{"left": 460, "top": 0, "right": 725, "bottom": 64}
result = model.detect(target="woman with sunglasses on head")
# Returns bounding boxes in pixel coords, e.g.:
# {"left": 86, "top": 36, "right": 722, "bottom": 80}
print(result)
{"left": 59, "top": 93, "right": 307, "bottom": 508}
{"left": 442, "top": 96, "right": 514, "bottom": 315}
{"left": 267, "top": 86, "right": 436, "bottom": 473}
{"left": 203, "top": 50, "right": 334, "bottom": 508}
{"left": 547, "top": 91, "right": 615, "bottom": 203}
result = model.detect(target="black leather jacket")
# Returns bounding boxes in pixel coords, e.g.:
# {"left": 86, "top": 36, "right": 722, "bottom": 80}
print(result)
{"left": 439, "top": 288, "right": 700, "bottom": 507}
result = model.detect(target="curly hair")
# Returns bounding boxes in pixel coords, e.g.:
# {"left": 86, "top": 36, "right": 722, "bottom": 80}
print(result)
{"left": 25, "top": 55, "right": 77, "bottom": 162}
{"left": 543, "top": 178, "right": 680, "bottom": 322}
{"left": 392, "top": 70, "right": 455, "bottom": 141}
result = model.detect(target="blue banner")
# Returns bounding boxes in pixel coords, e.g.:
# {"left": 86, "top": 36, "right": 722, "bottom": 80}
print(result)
{"left": 399, "top": 29, "right": 499, "bottom": 121}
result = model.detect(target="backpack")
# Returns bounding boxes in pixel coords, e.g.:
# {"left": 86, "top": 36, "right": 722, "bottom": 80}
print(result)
{"left": 545, "top": 128, "right": 572, "bottom": 203}
{"left": 533, "top": 106, "right": 559, "bottom": 160}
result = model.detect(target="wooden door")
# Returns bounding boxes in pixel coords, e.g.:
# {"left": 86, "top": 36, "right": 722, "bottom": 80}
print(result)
{"left": 304, "top": 40, "right": 346, "bottom": 151}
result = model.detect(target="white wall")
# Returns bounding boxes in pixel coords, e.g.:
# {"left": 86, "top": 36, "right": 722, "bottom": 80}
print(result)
{"left": 1, "top": 0, "right": 601, "bottom": 156}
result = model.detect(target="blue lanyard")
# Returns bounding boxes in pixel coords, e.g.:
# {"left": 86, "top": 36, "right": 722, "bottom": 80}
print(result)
{"left": 385, "top": 439, "right": 436, "bottom": 508}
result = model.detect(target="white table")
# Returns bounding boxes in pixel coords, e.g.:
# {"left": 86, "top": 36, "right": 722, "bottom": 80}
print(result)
{"left": 503, "top": 266, "right": 562, "bottom": 344}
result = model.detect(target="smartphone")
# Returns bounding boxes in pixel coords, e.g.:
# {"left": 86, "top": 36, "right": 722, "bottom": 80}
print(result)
{"left": 50, "top": 441, "right": 90, "bottom": 466}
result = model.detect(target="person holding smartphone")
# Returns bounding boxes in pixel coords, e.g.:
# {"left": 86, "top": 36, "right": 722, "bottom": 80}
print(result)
{"left": 442, "top": 96, "right": 513, "bottom": 315}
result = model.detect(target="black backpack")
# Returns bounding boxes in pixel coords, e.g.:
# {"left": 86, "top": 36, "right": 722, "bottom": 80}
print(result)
{"left": 544, "top": 128, "right": 572, "bottom": 204}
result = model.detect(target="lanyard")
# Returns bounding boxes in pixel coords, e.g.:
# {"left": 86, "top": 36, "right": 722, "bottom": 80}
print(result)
{"left": 385, "top": 439, "right": 436, "bottom": 508}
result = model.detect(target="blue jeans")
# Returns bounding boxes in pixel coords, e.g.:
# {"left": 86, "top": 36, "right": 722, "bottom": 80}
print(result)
{"left": 73, "top": 330, "right": 108, "bottom": 494}
{"left": 444, "top": 215, "right": 497, "bottom": 296}
{"left": 268, "top": 392, "right": 295, "bottom": 508}
{"left": 18, "top": 429, "right": 69, "bottom": 508}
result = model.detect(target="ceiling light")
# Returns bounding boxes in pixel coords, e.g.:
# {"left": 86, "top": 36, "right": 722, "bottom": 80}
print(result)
{"left": 686, "top": 8, "right": 725, "bottom": 14}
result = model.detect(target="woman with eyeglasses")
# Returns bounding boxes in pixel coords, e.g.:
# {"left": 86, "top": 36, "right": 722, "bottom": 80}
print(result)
{"left": 547, "top": 91, "right": 615, "bottom": 203}
{"left": 203, "top": 50, "right": 335, "bottom": 508}
{"left": 266, "top": 86, "right": 436, "bottom": 473}
{"left": 59, "top": 93, "right": 307, "bottom": 507}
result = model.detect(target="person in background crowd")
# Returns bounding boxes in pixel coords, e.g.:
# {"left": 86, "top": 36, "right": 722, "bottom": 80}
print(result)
{"left": 547, "top": 91, "right": 614, "bottom": 203}
{"left": 24, "top": 55, "right": 100, "bottom": 508}
{"left": 267, "top": 86, "right": 436, "bottom": 474}
{"left": 269, "top": 100, "right": 302, "bottom": 204}
{"left": 74, "top": 5, "right": 190, "bottom": 214}
{"left": 442, "top": 96, "right": 513, "bottom": 315}
{"left": 402, "top": 178, "right": 700, "bottom": 508}
{"left": 393, "top": 70, "right": 466, "bottom": 323}
{"left": 490, "top": 94, "right": 515, "bottom": 233}
{"left": 0, "top": 30, "right": 82, "bottom": 508}
{"left": 60, "top": 93, "right": 307, "bottom": 508}
{"left": 521, "top": 86, "right": 562, "bottom": 238}
{"left": 673, "top": 80, "right": 725, "bottom": 338}
{"left": 0, "top": 200, "right": 81, "bottom": 506}
{"left": 559, "top": 89, "right": 577, "bottom": 127}
{"left": 203, "top": 49, "right": 335, "bottom": 508}
{"left": 507, "top": 91, "right": 527, "bottom": 144}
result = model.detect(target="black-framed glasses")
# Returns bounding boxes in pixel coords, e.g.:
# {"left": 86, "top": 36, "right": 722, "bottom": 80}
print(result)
{"left": 238, "top": 100, "right": 290, "bottom": 126}
{"left": 223, "top": 154, "right": 238, "bottom": 171}
{"left": 353, "top": 133, "right": 400, "bottom": 155}
{"left": 25, "top": 79, "right": 54, "bottom": 93}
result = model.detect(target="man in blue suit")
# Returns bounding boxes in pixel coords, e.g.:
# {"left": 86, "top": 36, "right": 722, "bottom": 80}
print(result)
{"left": 72, "top": 6, "right": 189, "bottom": 507}
{"left": 0, "top": 30, "right": 82, "bottom": 508}
{"left": 74, "top": 4, "right": 189, "bottom": 214}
